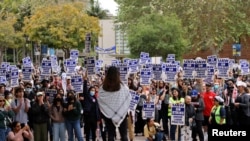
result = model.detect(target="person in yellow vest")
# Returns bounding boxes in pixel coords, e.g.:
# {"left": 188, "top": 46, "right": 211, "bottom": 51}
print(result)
{"left": 209, "top": 96, "right": 226, "bottom": 127}
{"left": 168, "top": 87, "right": 184, "bottom": 141}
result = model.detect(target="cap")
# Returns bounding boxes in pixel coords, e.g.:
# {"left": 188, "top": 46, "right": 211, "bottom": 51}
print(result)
{"left": 66, "top": 76, "right": 71, "bottom": 79}
{"left": 171, "top": 87, "right": 179, "bottom": 92}
{"left": 214, "top": 96, "right": 224, "bottom": 103}
{"left": 190, "top": 89, "right": 198, "bottom": 97}
{"left": 36, "top": 92, "right": 43, "bottom": 96}
{"left": 236, "top": 81, "right": 247, "bottom": 87}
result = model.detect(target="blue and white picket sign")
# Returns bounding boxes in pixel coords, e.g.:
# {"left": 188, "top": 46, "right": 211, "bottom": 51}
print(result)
{"left": 84, "top": 57, "right": 95, "bottom": 75}
{"left": 171, "top": 103, "right": 185, "bottom": 125}
{"left": 111, "top": 59, "right": 121, "bottom": 66}
{"left": 1, "top": 62, "right": 10, "bottom": 69}
{"left": 152, "top": 64, "right": 162, "bottom": 80}
{"left": 140, "top": 68, "right": 152, "bottom": 85}
{"left": 165, "top": 63, "right": 177, "bottom": 82}
{"left": 142, "top": 102, "right": 155, "bottom": 120}
{"left": 41, "top": 59, "right": 52, "bottom": 75}
{"left": 139, "top": 52, "right": 150, "bottom": 64}
{"left": 129, "top": 90, "right": 140, "bottom": 111}
{"left": 128, "top": 59, "right": 138, "bottom": 73}
{"left": 71, "top": 75, "right": 83, "bottom": 94}
{"left": 95, "top": 60, "right": 103, "bottom": 74}
{"left": 11, "top": 68, "right": 19, "bottom": 79}
{"left": 22, "top": 57, "right": 31, "bottom": 67}
{"left": 22, "top": 67, "right": 32, "bottom": 81}
{"left": 123, "top": 58, "right": 130, "bottom": 64}
{"left": 0, "top": 68, "right": 6, "bottom": 76}
{"left": 118, "top": 63, "right": 129, "bottom": 84}
{"left": 217, "top": 58, "right": 229, "bottom": 78}
{"left": 182, "top": 59, "right": 195, "bottom": 79}
{"left": 166, "top": 54, "right": 175, "bottom": 63}
{"left": 144, "top": 63, "right": 153, "bottom": 70}
{"left": 0, "top": 76, "right": 6, "bottom": 85}
{"left": 205, "top": 65, "right": 215, "bottom": 82}
{"left": 10, "top": 79, "right": 19, "bottom": 88}
{"left": 10, "top": 68, "right": 19, "bottom": 87}
{"left": 239, "top": 59, "right": 249, "bottom": 75}
{"left": 85, "top": 33, "right": 91, "bottom": 54}
{"left": 45, "top": 89, "right": 57, "bottom": 103}
{"left": 70, "top": 49, "right": 79, "bottom": 60}
{"left": 207, "top": 55, "right": 217, "bottom": 66}
{"left": 65, "top": 58, "right": 76, "bottom": 75}
{"left": 50, "top": 55, "right": 58, "bottom": 72}
{"left": 194, "top": 59, "right": 207, "bottom": 79}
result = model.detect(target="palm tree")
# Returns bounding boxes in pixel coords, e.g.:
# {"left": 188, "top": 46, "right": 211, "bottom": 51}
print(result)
{"left": 86, "top": 0, "right": 109, "bottom": 19}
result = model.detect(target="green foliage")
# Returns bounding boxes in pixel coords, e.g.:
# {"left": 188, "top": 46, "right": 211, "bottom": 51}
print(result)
{"left": 23, "top": 2, "right": 100, "bottom": 51}
{"left": 87, "top": 0, "right": 109, "bottom": 19}
{"left": 128, "top": 13, "right": 188, "bottom": 59}
{"left": 116, "top": 0, "right": 250, "bottom": 56}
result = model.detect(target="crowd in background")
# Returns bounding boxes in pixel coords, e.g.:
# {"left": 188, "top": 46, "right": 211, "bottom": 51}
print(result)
{"left": 0, "top": 60, "right": 250, "bottom": 141}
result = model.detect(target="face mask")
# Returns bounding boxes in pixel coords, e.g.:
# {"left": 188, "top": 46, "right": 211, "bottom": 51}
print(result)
{"left": 25, "top": 88, "right": 32, "bottom": 93}
{"left": 214, "top": 85, "right": 219, "bottom": 90}
{"left": 36, "top": 85, "right": 41, "bottom": 89}
{"left": 90, "top": 91, "right": 95, "bottom": 96}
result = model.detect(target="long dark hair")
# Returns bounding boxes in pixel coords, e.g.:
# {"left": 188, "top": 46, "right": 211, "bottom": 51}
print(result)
{"left": 102, "top": 66, "right": 121, "bottom": 92}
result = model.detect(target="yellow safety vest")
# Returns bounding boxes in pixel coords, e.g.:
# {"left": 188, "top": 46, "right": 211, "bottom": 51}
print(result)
{"left": 168, "top": 97, "right": 184, "bottom": 117}
{"left": 210, "top": 105, "right": 226, "bottom": 125}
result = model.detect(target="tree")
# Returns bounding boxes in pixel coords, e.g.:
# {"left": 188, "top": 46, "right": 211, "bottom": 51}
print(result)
{"left": 0, "top": 13, "right": 24, "bottom": 63}
{"left": 128, "top": 13, "right": 189, "bottom": 59}
{"left": 23, "top": 2, "right": 100, "bottom": 58}
{"left": 87, "top": 0, "right": 109, "bottom": 19}
{"left": 115, "top": 0, "right": 250, "bottom": 56}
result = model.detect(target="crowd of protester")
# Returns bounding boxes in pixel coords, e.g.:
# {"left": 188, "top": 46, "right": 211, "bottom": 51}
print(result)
{"left": 0, "top": 60, "right": 250, "bottom": 141}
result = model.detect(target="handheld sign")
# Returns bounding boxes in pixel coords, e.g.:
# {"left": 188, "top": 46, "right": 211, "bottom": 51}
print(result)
{"left": 171, "top": 103, "right": 185, "bottom": 125}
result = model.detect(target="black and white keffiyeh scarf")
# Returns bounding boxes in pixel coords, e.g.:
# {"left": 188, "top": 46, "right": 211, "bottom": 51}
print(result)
{"left": 97, "top": 84, "right": 132, "bottom": 127}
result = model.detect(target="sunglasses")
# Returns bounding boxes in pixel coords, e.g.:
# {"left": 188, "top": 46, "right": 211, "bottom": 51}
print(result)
{"left": 0, "top": 100, "right": 5, "bottom": 102}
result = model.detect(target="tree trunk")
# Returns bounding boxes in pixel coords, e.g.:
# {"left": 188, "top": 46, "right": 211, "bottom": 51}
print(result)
{"left": 0, "top": 47, "right": 3, "bottom": 64}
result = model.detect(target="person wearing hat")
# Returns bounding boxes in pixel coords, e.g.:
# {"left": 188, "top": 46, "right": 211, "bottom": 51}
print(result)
{"left": 234, "top": 81, "right": 250, "bottom": 126}
{"left": 168, "top": 87, "right": 184, "bottom": 141}
{"left": 209, "top": 96, "right": 226, "bottom": 127}
{"left": 29, "top": 91, "right": 50, "bottom": 141}
{"left": 201, "top": 82, "right": 216, "bottom": 140}
{"left": 190, "top": 89, "right": 205, "bottom": 141}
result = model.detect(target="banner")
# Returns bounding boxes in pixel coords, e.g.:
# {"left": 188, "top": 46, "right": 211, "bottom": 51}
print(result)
{"left": 95, "top": 46, "right": 116, "bottom": 54}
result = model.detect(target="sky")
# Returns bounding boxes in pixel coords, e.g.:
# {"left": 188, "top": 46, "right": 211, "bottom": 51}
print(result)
{"left": 98, "top": 0, "right": 118, "bottom": 16}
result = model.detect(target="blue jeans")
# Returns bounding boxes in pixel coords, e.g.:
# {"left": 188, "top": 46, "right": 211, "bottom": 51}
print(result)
{"left": 145, "top": 132, "right": 163, "bottom": 141}
{"left": 65, "top": 119, "right": 84, "bottom": 141}
{"left": 0, "top": 128, "right": 6, "bottom": 141}
{"left": 53, "top": 122, "right": 66, "bottom": 141}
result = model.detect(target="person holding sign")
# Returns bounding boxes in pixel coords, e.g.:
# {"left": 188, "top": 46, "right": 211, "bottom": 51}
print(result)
{"left": 143, "top": 118, "right": 163, "bottom": 141}
{"left": 97, "top": 66, "right": 132, "bottom": 141}
{"left": 168, "top": 87, "right": 184, "bottom": 141}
